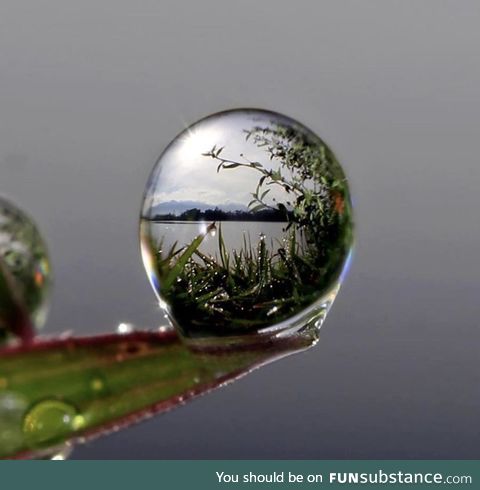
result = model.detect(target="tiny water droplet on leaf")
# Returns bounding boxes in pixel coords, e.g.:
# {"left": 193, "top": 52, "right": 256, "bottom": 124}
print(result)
{"left": 140, "top": 109, "right": 354, "bottom": 347}
{"left": 90, "top": 377, "right": 105, "bottom": 393}
{"left": 23, "top": 400, "right": 78, "bottom": 447}
{"left": 42, "top": 442, "right": 73, "bottom": 460}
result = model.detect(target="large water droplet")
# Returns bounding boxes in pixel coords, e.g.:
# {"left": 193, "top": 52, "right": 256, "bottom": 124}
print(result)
{"left": 22, "top": 400, "right": 80, "bottom": 447}
{"left": 140, "top": 109, "right": 354, "bottom": 346}
{"left": 0, "top": 196, "right": 52, "bottom": 340}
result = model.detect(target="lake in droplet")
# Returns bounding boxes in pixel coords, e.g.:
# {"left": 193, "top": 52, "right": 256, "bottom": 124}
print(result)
{"left": 147, "top": 221, "right": 288, "bottom": 258}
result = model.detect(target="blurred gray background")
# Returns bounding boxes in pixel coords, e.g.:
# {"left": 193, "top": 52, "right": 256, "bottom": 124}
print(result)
{"left": 1, "top": 1, "right": 479, "bottom": 458}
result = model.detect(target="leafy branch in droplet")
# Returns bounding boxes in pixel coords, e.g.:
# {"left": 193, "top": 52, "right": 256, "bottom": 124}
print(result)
{"left": 202, "top": 123, "right": 352, "bottom": 261}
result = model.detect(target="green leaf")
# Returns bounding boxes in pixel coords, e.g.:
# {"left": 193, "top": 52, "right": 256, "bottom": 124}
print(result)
{"left": 217, "top": 224, "right": 229, "bottom": 270}
{"left": 249, "top": 204, "right": 266, "bottom": 213}
{"left": 161, "top": 225, "right": 214, "bottom": 292}
{"left": 0, "top": 330, "right": 313, "bottom": 459}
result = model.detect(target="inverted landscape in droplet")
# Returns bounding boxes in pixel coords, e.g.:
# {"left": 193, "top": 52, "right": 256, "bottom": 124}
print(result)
{"left": 140, "top": 109, "right": 354, "bottom": 343}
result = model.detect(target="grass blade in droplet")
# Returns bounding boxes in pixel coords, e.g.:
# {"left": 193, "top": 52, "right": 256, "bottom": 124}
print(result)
{"left": 161, "top": 224, "right": 214, "bottom": 292}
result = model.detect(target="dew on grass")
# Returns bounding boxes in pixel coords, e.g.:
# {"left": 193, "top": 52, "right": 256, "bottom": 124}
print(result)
{"left": 140, "top": 109, "right": 354, "bottom": 345}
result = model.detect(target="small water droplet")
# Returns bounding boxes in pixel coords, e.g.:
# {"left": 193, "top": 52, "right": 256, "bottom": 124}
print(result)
{"left": 50, "top": 444, "right": 73, "bottom": 460}
{"left": 117, "top": 322, "right": 134, "bottom": 335}
{"left": 90, "top": 376, "right": 106, "bottom": 394}
{"left": 72, "top": 414, "right": 85, "bottom": 431}
{"left": 23, "top": 400, "right": 79, "bottom": 447}
{"left": 0, "top": 196, "right": 52, "bottom": 340}
{"left": 36, "top": 442, "right": 73, "bottom": 460}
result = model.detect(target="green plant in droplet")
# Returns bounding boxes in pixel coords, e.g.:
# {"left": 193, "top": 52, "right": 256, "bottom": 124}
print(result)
{"left": 205, "top": 123, "right": 353, "bottom": 270}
